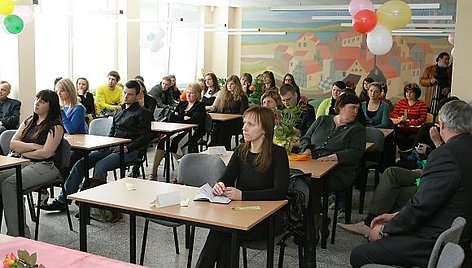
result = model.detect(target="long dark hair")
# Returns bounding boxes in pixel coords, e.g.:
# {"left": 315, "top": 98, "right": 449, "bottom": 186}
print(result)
{"left": 204, "top": 72, "right": 220, "bottom": 95}
{"left": 263, "top": 71, "right": 276, "bottom": 89}
{"left": 238, "top": 106, "right": 275, "bottom": 173}
{"left": 22, "top": 90, "right": 63, "bottom": 140}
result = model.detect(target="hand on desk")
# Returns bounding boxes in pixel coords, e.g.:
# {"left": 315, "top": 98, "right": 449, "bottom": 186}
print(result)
{"left": 213, "top": 182, "right": 242, "bottom": 200}
{"left": 318, "top": 154, "right": 337, "bottom": 162}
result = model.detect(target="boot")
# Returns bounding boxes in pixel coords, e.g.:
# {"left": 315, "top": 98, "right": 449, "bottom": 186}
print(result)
{"left": 150, "top": 149, "right": 165, "bottom": 180}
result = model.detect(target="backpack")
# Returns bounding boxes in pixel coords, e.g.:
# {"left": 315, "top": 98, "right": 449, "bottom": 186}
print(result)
{"left": 82, "top": 179, "right": 123, "bottom": 223}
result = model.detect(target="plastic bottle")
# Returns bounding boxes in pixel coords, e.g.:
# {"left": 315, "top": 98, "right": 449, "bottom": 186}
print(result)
{"left": 403, "top": 109, "right": 408, "bottom": 121}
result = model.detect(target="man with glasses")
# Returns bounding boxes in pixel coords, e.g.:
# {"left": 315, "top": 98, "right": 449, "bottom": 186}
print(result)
{"left": 279, "top": 84, "right": 315, "bottom": 136}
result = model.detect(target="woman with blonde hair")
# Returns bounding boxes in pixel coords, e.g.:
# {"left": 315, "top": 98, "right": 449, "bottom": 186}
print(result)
{"left": 209, "top": 75, "right": 249, "bottom": 150}
{"left": 149, "top": 83, "right": 206, "bottom": 180}
{"left": 55, "top": 78, "right": 87, "bottom": 134}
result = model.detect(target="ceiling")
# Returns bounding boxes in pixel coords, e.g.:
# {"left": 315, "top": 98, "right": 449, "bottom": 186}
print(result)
{"left": 166, "top": 0, "right": 457, "bottom": 8}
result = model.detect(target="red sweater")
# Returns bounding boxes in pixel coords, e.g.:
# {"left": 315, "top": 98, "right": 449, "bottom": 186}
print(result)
{"left": 391, "top": 99, "right": 428, "bottom": 126}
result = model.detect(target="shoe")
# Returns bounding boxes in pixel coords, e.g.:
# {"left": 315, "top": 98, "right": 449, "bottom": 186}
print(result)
{"left": 148, "top": 174, "right": 157, "bottom": 181}
{"left": 337, "top": 209, "right": 345, "bottom": 221}
{"left": 40, "top": 200, "right": 66, "bottom": 212}
{"left": 128, "top": 166, "right": 140, "bottom": 178}
{"left": 338, "top": 222, "right": 370, "bottom": 237}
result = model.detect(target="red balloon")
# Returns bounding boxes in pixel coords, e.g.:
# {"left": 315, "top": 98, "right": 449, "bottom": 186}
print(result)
{"left": 353, "top": 9, "right": 377, "bottom": 34}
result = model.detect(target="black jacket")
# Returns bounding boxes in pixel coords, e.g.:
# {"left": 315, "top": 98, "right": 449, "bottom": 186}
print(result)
{"left": 0, "top": 98, "right": 21, "bottom": 129}
{"left": 109, "top": 102, "right": 153, "bottom": 152}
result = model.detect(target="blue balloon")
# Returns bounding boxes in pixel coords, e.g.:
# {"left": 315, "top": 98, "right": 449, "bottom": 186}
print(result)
{"left": 146, "top": 32, "right": 155, "bottom": 41}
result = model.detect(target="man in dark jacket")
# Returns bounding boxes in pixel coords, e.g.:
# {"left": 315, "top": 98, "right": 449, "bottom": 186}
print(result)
{"left": 0, "top": 81, "right": 21, "bottom": 134}
{"left": 351, "top": 100, "right": 472, "bottom": 268}
{"left": 42, "top": 80, "right": 153, "bottom": 211}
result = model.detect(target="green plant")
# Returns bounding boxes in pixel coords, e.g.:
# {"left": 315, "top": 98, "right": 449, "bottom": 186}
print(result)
{"left": 248, "top": 76, "right": 264, "bottom": 105}
{"left": 273, "top": 105, "right": 305, "bottom": 153}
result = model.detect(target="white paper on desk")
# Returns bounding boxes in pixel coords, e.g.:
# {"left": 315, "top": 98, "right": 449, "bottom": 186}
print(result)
{"left": 151, "top": 190, "right": 181, "bottom": 208}
{"left": 194, "top": 183, "right": 231, "bottom": 204}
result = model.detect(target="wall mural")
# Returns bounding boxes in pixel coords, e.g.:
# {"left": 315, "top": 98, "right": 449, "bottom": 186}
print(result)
{"left": 240, "top": 7, "right": 455, "bottom": 107}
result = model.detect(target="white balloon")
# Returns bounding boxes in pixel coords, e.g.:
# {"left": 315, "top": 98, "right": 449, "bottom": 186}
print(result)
{"left": 367, "top": 24, "right": 393, "bottom": 55}
{"left": 13, "top": 5, "right": 34, "bottom": 24}
{"left": 149, "top": 39, "right": 164, "bottom": 52}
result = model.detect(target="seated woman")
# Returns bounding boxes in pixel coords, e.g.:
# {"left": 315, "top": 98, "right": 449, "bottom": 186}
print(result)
{"left": 208, "top": 75, "right": 249, "bottom": 150}
{"left": 202, "top": 72, "right": 221, "bottom": 110}
{"left": 262, "top": 70, "right": 277, "bottom": 91}
{"left": 380, "top": 82, "right": 394, "bottom": 113}
{"left": 240, "top": 73, "right": 253, "bottom": 97}
{"left": 283, "top": 73, "right": 301, "bottom": 102}
{"left": 3, "top": 90, "right": 64, "bottom": 237}
{"left": 316, "top": 81, "right": 346, "bottom": 118}
{"left": 260, "top": 90, "right": 284, "bottom": 110}
{"left": 299, "top": 94, "right": 365, "bottom": 240}
{"left": 56, "top": 78, "right": 88, "bottom": 135}
{"left": 359, "top": 77, "right": 374, "bottom": 103}
{"left": 149, "top": 83, "right": 206, "bottom": 180}
{"left": 76, "top": 77, "right": 95, "bottom": 122}
{"left": 390, "top": 83, "right": 427, "bottom": 150}
{"left": 195, "top": 106, "right": 290, "bottom": 268}
{"left": 361, "top": 82, "right": 390, "bottom": 128}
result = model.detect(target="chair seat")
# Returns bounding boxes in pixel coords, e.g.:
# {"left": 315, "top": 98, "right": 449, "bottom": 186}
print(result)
{"left": 240, "top": 233, "right": 286, "bottom": 250}
{"left": 23, "top": 178, "right": 64, "bottom": 194}
{"left": 148, "top": 218, "right": 183, "bottom": 228}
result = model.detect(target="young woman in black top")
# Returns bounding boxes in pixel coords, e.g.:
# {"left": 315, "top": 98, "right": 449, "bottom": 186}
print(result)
{"left": 76, "top": 77, "right": 95, "bottom": 121}
{"left": 196, "top": 106, "right": 290, "bottom": 268}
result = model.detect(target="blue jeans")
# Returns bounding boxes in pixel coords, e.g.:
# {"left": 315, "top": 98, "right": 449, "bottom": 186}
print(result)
{"left": 59, "top": 148, "right": 139, "bottom": 203}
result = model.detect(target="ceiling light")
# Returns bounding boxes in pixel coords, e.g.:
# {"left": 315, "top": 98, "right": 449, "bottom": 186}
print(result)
{"left": 271, "top": 3, "right": 440, "bottom": 11}
{"left": 392, "top": 32, "right": 449, "bottom": 37}
{"left": 223, "top": 31, "right": 287, "bottom": 36}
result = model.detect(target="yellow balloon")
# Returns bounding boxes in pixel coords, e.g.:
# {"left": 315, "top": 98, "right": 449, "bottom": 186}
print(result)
{"left": 0, "top": 0, "right": 14, "bottom": 15}
{"left": 376, "top": 0, "right": 412, "bottom": 30}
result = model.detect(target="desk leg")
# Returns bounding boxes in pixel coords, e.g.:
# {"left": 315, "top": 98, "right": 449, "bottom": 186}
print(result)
{"left": 82, "top": 152, "right": 90, "bottom": 225}
{"left": 321, "top": 177, "right": 329, "bottom": 249}
{"left": 165, "top": 135, "right": 171, "bottom": 183}
{"left": 120, "top": 144, "right": 125, "bottom": 179}
{"left": 266, "top": 216, "right": 274, "bottom": 268}
{"left": 79, "top": 202, "right": 89, "bottom": 252}
{"left": 16, "top": 165, "right": 25, "bottom": 237}
{"left": 304, "top": 181, "right": 316, "bottom": 267}
{"left": 230, "top": 230, "right": 239, "bottom": 268}
{"left": 129, "top": 214, "right": 136, "bottom": 264}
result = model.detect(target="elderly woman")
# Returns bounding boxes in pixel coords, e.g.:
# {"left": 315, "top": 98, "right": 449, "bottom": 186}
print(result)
{"left": 390, "top": 83, "right": 428, "bottom": 150}
{"left": 208, "top": 75, "right": 249, "bottom": 150}
{"left": 361, "top": 82, "right": 390, "bottom": 128}
{"left": 150, "top": 83, "right": 206, "bottom": 180}
{"left": 300, "top": 94, "right": 366, "bottom": 240}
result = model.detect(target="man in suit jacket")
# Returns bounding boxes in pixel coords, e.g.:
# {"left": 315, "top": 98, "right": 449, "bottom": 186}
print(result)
{"left": 0, "top": 81, "right": 21, "bottom": 134}
{"left": 350, "top": 100, "right": 472, "bottom": 268}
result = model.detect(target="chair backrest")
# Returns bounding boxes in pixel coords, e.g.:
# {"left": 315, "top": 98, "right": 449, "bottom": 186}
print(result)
{"left": 59, "top": 139, "right": 72, "bottom": 178}
{"left": 89, "top": 117, "right": 113, "bottom": 136}
{"left": 0, "top": 129, "right": 17, "bottom": 155}
{"left": 427, "top": 216, "right": 466, "bottom": 268}
{"left": 287, "top": 171, "right": 312, "bottom": 223}
{"left": 178, "top": 153, "right": 226, "bottom": 187}
{"left": 204, "top": 113, "right": 213, "bottom": 133}
{"left": 435, "top": 242, "right": 464, "bottom": 268}
{"left": 366, "top": 127, "right": 385, "bottom": 153}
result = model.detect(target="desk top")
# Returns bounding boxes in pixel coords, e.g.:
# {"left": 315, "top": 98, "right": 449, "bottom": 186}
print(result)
{"left": 204, "top": 151, "right": 337, "bottom": 179}
{"left": 64, "top": 134, "right": 131, "bottom": 150}
{"left": 0, "top": 235, "right": 142, "bottom": 267}
{"left": 0, "top": 155, "right": 29, "bottom": 169}
{"left": 68, "top": 178, "right": 287, "bottom": 231}
{"left": 209, "top": 113, "right": 243, "bottom": 121}
{"left": 151, "top": 121, "right": 199, "bottom": 133}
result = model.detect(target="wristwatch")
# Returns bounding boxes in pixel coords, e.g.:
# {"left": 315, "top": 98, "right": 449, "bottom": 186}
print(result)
{"left": 379, "top": 225, "right": 387, "bottom": 239}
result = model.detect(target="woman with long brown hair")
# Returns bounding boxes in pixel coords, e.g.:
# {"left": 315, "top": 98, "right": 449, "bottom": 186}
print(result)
{"left": 196, "top": 106, "right": 289, "bottom": 268}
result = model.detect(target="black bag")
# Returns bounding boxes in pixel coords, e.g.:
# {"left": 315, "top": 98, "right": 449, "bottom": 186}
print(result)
{"left": 83, "top": 179, "right": 123, "bottom": 223}
{"left": 154, "top": 107, "right": 173, "bottom": 122}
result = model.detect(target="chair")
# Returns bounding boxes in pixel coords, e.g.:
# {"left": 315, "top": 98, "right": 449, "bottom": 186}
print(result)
{"left": 197, "top": 113, "right": 213, "bottom": 152}
{"left": 435, "top": 242, "right": 464, "bottom": 268}
{"left": 113, "top": 145, "right": 148, "bottom": 180}
{"left": 88, "top": 117, "right": 113, "bottom": 136}
{"left": 361, "top": 216, "right": 466, "bottom": 268}
{"left": 0, "top": 129, "right": 16, "bottom": 155}
{"left": 140, "top": 153, "right": 227, "bottom": 267}
{"left": 330, "top": 184, "right": 353, "bottom": 244}
{"left": 241, "top": 171, "right": 312, "bottom": 268}
{"left": 359, "top": 127, "right": 385, "bottom": 214}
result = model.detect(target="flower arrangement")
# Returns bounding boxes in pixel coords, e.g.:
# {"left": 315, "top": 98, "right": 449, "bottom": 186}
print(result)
{"left": 3, "top": 250, "right": 45, "bottom": 268}
{"left": 273, "top": 105, "right": 305, "bottom": 153}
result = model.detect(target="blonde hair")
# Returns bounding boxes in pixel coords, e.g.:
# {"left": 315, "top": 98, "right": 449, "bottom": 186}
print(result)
{"left": 56, "top": 78, "right": 79, "bottom": 114}
{"left": 186, "top": 83, "right": 202, "bottom": 101}
{"left": 216, "top": 75, "right": 246, "bottom": 112}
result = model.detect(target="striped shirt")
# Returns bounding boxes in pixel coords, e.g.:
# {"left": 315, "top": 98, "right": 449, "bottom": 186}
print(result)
{"left": 391, "top": 99, "right": 428, "bottom": 126}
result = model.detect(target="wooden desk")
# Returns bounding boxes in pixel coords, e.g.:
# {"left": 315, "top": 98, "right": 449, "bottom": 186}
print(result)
{"left": 151, "top": 122, "right": 198, "bottom": 182}
{"left": 0, "top": 156, "right": 30, "bottom": 237}
{"left": 0, "top": 235, "right": 142, "bottom": 267}
{"left": 209, "top": 113, "right": 243, "bottom": 121}
{"left": 64, "top": 134, "right": 131, "bottom": 185}
{"left": 68, "top": 178, "right": 287, "bottom": 267}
